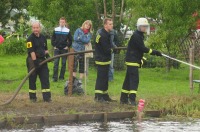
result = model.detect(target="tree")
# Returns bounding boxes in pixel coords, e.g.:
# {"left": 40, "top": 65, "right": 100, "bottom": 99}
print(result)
{"left": 126, "top": 0, "right": 200, "bottom": 71}
{"left": 0, "top": 0, "right": 29, "bottom": 26}
{"left": 28, "top": 0, "right": 97, "bottom": 34}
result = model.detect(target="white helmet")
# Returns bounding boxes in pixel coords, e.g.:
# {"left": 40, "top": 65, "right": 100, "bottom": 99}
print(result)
{"left": 136, "top": 18, "right": 149, "bottom": 26}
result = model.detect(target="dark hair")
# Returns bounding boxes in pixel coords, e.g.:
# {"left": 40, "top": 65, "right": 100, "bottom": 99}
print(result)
{"left": 103, "top": 18, "right": 113, "bottom": 25}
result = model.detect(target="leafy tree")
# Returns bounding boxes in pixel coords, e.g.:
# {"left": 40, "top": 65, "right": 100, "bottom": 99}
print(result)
{"left": 126, "top": 0, "right": 200, "bottom": 71}
{"left": 0, "top": 0, "right": 29, "bottom": 26}
{"left": 28, "top": 0, "right": 97, "bottom": 34}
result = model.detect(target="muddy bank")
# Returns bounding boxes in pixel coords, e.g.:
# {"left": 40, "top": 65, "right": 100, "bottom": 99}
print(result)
{"left": 0, "top": 93, "right": 136, "bottom": 117}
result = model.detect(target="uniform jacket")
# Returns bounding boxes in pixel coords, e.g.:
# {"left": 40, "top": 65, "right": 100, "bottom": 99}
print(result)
{"left": 51, "top": 26, "right": 72, "bottom": 50}
{"left": 95, "top": 28, "right": 112, "bottom": 65}
{"left": 26, "top": 33, "right": 47, "bottom": 58}
{"left": 125, "top": 30, "right": 152, "bottom": 66}
{"left": 72, "top": 28, "right": 92, "bottom": 52}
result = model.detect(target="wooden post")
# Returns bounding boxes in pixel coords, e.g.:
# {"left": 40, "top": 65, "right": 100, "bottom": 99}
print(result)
{"left": 103, "top": 113, "right": 108, "bottom": 124}
{"left": 189, "top": 47, "right": 194, "bottom": 92}
{"left": 68, "top": 48, "right": 74, "bottom": 96}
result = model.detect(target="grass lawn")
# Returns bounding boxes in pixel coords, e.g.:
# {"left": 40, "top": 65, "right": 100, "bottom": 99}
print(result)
{"left": 0, "top": 55, "right": 200, "bottom": 96}
{"left": 0, "top": 54, "right": 200, "bottom": 118}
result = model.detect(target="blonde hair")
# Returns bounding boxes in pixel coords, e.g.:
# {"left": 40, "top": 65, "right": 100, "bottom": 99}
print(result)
{"left": 81, "top": 20, "right": 93, "bottom": 33}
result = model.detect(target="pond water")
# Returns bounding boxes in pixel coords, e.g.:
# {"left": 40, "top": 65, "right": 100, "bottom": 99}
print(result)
{"left": 2, "top": 119, "right": 200, "bottom": 132}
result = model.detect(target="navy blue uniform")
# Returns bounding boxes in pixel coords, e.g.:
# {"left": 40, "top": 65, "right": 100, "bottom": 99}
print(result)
{"left": 94, "top": 28, "right": 112, "bottom": 101}
{"left": 120, "top": 30, "right": 161, "bottom": 104}
{"left": 26, "top": 33, "right": 51, "bottom": 102}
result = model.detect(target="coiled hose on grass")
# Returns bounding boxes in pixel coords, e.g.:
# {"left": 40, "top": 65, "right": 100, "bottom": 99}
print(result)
{"left": 0, "top": 47, "right": 127, "bottom": 106}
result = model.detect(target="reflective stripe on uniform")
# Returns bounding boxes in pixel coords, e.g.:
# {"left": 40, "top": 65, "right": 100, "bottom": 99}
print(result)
{"left": 142, "top": 57, "right": 147, "bottom": 60}
{"left": 121, "top": 89, "right": 130, "bottom": 94}
{"left": 130, "top": 90, "right": 137, "bottom": 94}
{"left": 29, "top": 89, "right": 36, "bottom": 93}
{"left": 141, "top": 60, "right": 144, "bottom": 65}
{"left": 148, "top": 49, "right": 152, "bottom": 54}
{"left": 95, "top": 90, "right": 108, "bottom": 94}
{"left": 125, "top": 62, "right": 140, "bottom": 67}
{"left": 121, "top": 89, "right": 137, "bottom": 94}
{"left": 95, "top": 61, "right": 111, "bottom": 65}
{"left": 42, "top": 89, "right": 51, "bottom": 92}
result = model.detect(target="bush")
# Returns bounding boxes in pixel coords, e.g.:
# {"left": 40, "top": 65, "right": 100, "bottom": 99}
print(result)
{"left": 0, "top": 38, "right": 26, "bottom": 55}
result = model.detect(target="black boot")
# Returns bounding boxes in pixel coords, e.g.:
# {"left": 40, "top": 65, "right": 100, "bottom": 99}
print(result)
{"left": 103, "top": 94, "right": 117, "bottom": 102}
{"left": 120, "top": 93, "right": 128, "bottom": 104}
{"left": 43, "top": 92, "right": 52, "bottom": 102}
{"left": 95, "top": 93, "right": 109, "bottom": 103}
{"left": 29, "top": 93, "right": 37, "bottom": 103}
{"left": 129, "top": 93, "right": 137, "bottom": 106}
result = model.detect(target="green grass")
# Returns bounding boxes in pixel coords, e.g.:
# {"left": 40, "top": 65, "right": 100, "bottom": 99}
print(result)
{"left": 0, "top": 54, "right": 200, "bottom": 96}
{"left": 1, "top": 54, "right": 200, "bottom": 117}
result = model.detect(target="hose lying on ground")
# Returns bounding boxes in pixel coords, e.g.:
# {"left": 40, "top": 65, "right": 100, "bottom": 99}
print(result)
{"left": 0, "top": 47, "right": 127, "bottom": 106}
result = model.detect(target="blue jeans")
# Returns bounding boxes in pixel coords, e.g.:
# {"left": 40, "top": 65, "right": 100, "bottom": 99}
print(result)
{"left": 53, "top": 49, "right": 68, "bottom": 80}
{"left": 108, "top": 53, "right": 114, "bottom": 81}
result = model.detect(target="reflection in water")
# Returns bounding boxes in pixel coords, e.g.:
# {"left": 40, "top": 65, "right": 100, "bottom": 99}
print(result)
{"left": 2, "top": 119, "right": 200, "bottom": 132}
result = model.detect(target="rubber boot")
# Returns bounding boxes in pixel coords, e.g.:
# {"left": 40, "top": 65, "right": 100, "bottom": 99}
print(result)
{"left": 129, "top": 93, "right": 137, "bottom": 106}
{"left": 95, "top": 93, "right": 109, "bottom": 103}
{"left": 103, "top": 94, "right": 116, "bottom": 102}
{"left": 120, "top": 92, "right": 129, "bottom": 104}
{"left": 29, "top": 93, "right": 37, "bottom": 102}
{"left": 43, "top": 92, "right": 52, "bottom": 102}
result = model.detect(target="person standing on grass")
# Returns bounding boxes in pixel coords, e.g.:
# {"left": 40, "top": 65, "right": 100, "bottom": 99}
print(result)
{"left": 51, "top": 17, "right": 72, "bottom": 82}
{"left": 120, "top": 18, "right": 162, "bottom": 106}
{"left": 94, "top": 18, "right": 115, "bottom": 102}
{"left": 108, "top": 29, "right": 119, "bottom": 81}
{"left": 72, "top": 20, "right": 93, "bottom": 82}
{"left": 26, "top": 21, "right": 51, "bottom": 102}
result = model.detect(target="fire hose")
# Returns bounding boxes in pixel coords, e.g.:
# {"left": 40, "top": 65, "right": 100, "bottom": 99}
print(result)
{"left": 0, "top": 47, "right": 127, "bottom": 106}
{"left": 1, "top": 47, "right": 199, "bottom": 106}
{"left": 161, "top": 53, "right": 200, "bottom": 70}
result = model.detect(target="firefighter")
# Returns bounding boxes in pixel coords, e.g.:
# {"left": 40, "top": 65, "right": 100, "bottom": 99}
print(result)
{"left": 94, "top": 18, "right": 115, "bottom": 102}
{"left": 26, "top": 21, "right": 51, "bottom": 102}
{"left": 120, "top": 18, "right": 162, "bottom": 106}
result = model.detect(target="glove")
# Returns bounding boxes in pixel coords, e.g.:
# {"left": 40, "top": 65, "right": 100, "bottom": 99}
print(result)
{"left": 152, "top": 50, "right": 162, "bottom": 56}
{"left": 33, "top": 60, "right": 40, "bottom": 69}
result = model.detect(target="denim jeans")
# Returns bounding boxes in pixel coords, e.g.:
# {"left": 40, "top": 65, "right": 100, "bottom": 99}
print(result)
{"left": 108, "top": 53, "right": 114, "bottom": 81}
{"left": 53, "top": 49, "right": 68, "bottom": 80}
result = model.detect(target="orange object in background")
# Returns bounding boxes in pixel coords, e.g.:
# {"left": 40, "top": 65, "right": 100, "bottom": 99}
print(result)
{"left": 197, "top": 19, "right": 200, "bottom": 29}
{"left": 192, "top": 12, "right": 200, "bottom": 30}
{"left": 0, "top": 35, "right": 4, "bottom": 44}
